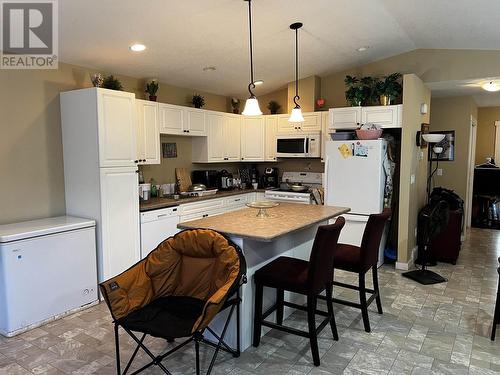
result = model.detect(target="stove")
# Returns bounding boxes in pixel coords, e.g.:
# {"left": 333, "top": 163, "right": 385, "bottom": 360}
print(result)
{"left": 264, "top": 172, "right": 323, "bottom": 204}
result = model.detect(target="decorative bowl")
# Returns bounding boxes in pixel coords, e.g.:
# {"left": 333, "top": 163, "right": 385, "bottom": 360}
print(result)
{"left": 246, "top": 201, "right": 279, "bottom": 217}
{"left": 355, "top": 129, "right": 383, "bottom": 140}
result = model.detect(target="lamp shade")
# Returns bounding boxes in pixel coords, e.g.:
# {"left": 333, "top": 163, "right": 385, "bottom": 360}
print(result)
{"left": 242, "top": 97, "right": 262, "bottom": 116}
{"left": 422, "top": 133, "right": 445, "bottom": 143}
{"left": 288, "top": 107, "right": 304, "bottom": 123}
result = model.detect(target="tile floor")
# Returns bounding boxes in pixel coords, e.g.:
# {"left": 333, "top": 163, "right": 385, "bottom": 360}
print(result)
{"left": 0, "top": 228, "right": 499, "bottom": 374}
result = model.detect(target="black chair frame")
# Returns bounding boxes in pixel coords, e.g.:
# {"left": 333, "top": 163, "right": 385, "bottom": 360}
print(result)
{"left": 114, "top": 285, "right": 245, "bottom": 375}
{"left": 492, "top": 260, "right": 500, "bottom": 341}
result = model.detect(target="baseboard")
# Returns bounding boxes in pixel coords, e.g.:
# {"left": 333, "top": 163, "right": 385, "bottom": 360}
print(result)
{"left": 395, "top": 246, "right": 418, "bottom": 271}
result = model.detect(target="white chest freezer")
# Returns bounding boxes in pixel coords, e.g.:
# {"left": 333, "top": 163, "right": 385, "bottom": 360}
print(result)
{"left": 0, "top": 216, "right": 98, "bottom": 337}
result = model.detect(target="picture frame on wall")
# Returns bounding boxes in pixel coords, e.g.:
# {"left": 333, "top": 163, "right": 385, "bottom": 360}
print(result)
{"left": 429, "top": 130, "right": 455, "bottom": 161}
{"left": 162, "top": 142, "right": 177, "bottom": 158}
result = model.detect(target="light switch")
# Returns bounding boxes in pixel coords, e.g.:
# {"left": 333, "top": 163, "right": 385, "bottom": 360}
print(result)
{"left": 437, "top": 168, "right": 443, "bottom": 176}
{"left": 410, "top": 174, "right": 415, "bottom": 184}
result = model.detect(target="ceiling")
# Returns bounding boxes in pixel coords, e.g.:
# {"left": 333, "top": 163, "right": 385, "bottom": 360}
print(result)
{"left": 428, "top": 78, "right": 500, "bottom": 107}
{"left": 59, "top": 0, "right": 500, "bottom": 97}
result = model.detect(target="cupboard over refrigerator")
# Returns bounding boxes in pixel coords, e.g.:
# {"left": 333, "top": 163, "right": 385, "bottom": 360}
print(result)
{"left": 324, "top": 139, "right": 388, "bottom": 267}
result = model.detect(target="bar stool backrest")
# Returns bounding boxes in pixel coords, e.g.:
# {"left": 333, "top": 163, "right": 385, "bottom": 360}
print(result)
{"left": 360, "top": 209, "right": 392, "bottom": 271}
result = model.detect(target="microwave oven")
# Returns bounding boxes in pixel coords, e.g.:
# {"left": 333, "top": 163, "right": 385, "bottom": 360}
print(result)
{"left": 276, "top": 132, "right": 321, "bottom": 158}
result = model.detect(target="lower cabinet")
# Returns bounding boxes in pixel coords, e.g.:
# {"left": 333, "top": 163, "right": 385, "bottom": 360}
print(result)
{"left": 178, "top": 193, "right": 256, "bottom": 222}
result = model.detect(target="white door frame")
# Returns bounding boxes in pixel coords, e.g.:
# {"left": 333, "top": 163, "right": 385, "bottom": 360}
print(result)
{"left": 464, "top": 115, "right": 478, "bottom": 231}
{"left": 495, "top": 121, "right": 500, "bottom": 163}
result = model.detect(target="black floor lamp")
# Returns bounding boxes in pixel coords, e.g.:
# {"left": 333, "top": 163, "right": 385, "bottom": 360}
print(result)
{"left": 403, "top": 133, "right": 449, "bottom": 285}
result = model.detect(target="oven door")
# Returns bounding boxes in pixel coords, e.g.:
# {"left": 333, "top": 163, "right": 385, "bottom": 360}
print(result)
{"left": 276, "top": 136, "right": 308, "bottom": 158}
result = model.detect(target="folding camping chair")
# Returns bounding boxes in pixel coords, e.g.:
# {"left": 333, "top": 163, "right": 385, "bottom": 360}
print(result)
{"left": 99, "top": 229, "right": 247, "bottom": 375}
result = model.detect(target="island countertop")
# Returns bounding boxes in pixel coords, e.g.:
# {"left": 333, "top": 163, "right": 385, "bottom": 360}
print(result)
{"left": 177, "top": 203, "right": 350, "bottom": 242}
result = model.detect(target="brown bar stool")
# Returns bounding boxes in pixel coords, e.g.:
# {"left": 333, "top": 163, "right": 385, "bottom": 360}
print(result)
{"left": 253, "top": 217, "right": 345, "bottom": 367}
{"left": 324, "top": 209, "right": 391, "bottom": 333}
{"left": 492, "top": 260, "right": 500, "bottom": 341}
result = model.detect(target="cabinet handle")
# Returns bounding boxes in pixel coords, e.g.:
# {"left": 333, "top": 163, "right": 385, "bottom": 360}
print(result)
{"left": 235, "top": 199, "right": 241, "bottom": 202}
{"left": 134, "top": 160, "right": 139, "bottom": 163}
{"left": 187, "top": 130, "right": 190, "bottom": 133}
{"left": 241, "top": 158, "right": 244, "bottom": 160}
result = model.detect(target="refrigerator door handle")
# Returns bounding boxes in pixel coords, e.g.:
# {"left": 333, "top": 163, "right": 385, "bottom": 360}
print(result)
{"left": 324, "top": 155, "right": 329, "bottom": 204}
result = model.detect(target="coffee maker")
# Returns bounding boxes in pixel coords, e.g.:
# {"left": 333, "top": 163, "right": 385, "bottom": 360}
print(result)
{"left": 261, "top": 167, "right": 279, "bottom": 188}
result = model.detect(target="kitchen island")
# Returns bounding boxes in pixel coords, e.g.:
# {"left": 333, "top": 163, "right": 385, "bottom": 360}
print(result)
{"left": 178, "top": 203, "right": 349, "bottom": 350}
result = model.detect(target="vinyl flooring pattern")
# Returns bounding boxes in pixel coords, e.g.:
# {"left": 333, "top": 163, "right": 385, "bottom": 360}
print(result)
{"left": 0, "top": 227, "right": 499, "bottom": 374}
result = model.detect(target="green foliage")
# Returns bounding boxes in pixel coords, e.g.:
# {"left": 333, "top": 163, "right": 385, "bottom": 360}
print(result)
{"left": 267, "top": 100, "right": 281, "bottom": 114}
{"left": 192, "top": 94, "right": 205, "bottom": 108}
{"left": 145, "top": 80, "right": 159, "bottom": 96}
{"left": 344, "top": 75, "right": 377, "bottom": 106}
{"left": 102, "top": 75, "right": 123, "bottom": 91}
{"left": 231, "top": 97, "right": 241, "bottom": 109}
{"left": 375, "top": 73, "right": 403, "bottom": 102}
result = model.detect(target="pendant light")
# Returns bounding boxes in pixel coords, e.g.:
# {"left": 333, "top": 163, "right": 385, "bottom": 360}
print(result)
{"left": 242, "top": 0, "right": 262, "bottom": 116}
{"left": 288, "top": 22, "right": 304, "bottom": 123}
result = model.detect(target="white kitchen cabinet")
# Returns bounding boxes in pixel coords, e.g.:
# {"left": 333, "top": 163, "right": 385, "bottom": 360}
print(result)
{"left": 277, "top": 112, "right": 322, "bottom": 133}
{"left": 321, "top": 111, "right": 330, "bottom": 162}
{"left": 184, "top": 108, "right": 207, "bottom": 136}
{"left": 329, "top": 107, "right": 362, "bottom": 130}
{"left": 241, "top": 116, "right": 265, "bottom": 161}
{"left": 95, "top": 89, "right": 137, "bottom": 167}
{"left": 329, "top": 105, "right": 402, "bottom": 130}
{"left": 99, "top": 167, "right": 140, "bottom": 281}
{"left": 224, "top": 115, "right": 241, "bottom": 161}
{"left": 159, "top": 103, "right": 184, "bottom": 135}
{"left": 136, "top": 99, "right": 160, "bottom": 165}
{"left": 361, "top": 105, "right": 402, "bottom": 128}
{"left": 265, "top": 116, "right": 278, "bottom": 161}
{"left": 224, "top": 193, "right": 252, "bottom": 211}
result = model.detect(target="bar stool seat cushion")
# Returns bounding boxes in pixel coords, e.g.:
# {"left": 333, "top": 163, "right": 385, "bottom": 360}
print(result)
{"left": 334, "top": 244, "right": 363, "bottom": 273}
{"left": 254, "top": 256, "right": 309, "bottom": 293}
{"left": 119, "top": 296, "right": 206, "bottom": 339}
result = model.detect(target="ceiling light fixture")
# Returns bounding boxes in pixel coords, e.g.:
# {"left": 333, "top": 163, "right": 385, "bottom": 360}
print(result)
{"left": 203, "top": 66, "right": 216, "bottom": 72}
{"left": 482, "top": 81, "right": 500, "bottom": 92}
{"left": 129, "top": 44, "right": 146, "bottom": 52}
{"left": 242, "top": 0, "right": 262, "bottom": 116}
{"left": 356, "top": 46, "right": 369, "bottom": 52}
{"left": 253, "top": 80, "right": 264, "bottom": 86}
{"left": 288, "top": 22, "right": 304, "bottom": 123}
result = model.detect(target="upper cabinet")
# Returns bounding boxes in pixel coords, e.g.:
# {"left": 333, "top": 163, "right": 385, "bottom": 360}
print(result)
{"left": 277, "top": 112, "right": 322, "bottom": 133}
{"left": 136, "top": 99, "right": 160, "bottom": 165}
{"left": 320, "top": 111, "right": 329, "bottom": 162}
{"left": 265, "top": 115, "right": 278, "bottom": 161}
{"left": 158, "top": 104, "right": 207, "bottom": 136}
{"left": 224, "top": 114, "right": 242, "bottom": 161}
{"left": 329, "top": 105, "right": 402, "bottom": 130}
{"left": 241, "top": 116, "right": 265, "bottom": 161}
{"left": 97, "top": 89, "right": 137, "bottom": 168}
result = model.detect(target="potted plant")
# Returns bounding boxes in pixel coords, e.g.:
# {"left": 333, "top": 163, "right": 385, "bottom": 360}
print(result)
{"left": 102, "top": 75, "right": 123, "bottom": 91}
{"left": 344, "top": 75, "right": 363, "bottom": 106}
{"left": 267, "top": 100, "right": 281, "bottom": 115}
{"left": 231, "top": 98, "right": 241, "bottom": 114}
{"left": 375, "top": 73, "right": 402, "bottom": 105}
{"left": 360, "top": 76, "right": 378, "bottom": 105}
{"left": 191, "top": 94, "right": 205, "bottom": 108}
{"left": 145, "top": 80, "right": 159, "bottom": 101}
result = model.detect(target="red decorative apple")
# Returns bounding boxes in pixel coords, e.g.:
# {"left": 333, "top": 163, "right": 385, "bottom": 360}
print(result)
{"left": 316, "top": 98, "right": 325, "bottom": 108}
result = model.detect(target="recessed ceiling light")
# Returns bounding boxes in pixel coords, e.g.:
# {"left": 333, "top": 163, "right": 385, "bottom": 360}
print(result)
{"left": 254, "top": 80, "right": 264, "bottom": 86}
{"left": 356, "top": 46, "right": 369, "bottom": 52}
{"left": 130, "top": 44, "right": 146, "bottom": 52}
{"left": 203, "top": 66, "right": 216, "bottom": 72}
{"left": 482, "top": 81, "right": 500, "bottom": 92}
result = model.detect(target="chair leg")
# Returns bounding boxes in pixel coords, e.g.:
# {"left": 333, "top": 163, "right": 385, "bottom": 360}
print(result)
{"left": 114, "top": 324, "right": 121, "bottom": 375}
{"left": 372, "top": 265, "right": 383, "bottom": 314}
{"left": 206, "top": 304, "right": 236, "bottom": 375}
{"left": 492, "top": 293, "right": 500, "bottom": 341}
{"left": 325, "top": 283, "right": 339, "bottom": 341}
{"left": 253, "top": 283, "right": 264, "bottom": 347}
{"left": 307, "top": 294, "right": 320, "bottom": 366}
{"left": 359, "top": 273, "right": 371, "bottom": 333}
{"left": 195, "top": 339, "right": 200, "bottom": 375}
{"left": 276, "top": 288, "right": 284, "bottom": 325}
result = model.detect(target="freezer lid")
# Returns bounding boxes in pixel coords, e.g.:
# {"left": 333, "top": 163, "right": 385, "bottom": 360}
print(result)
{"left": 0, "top": 216, "right": 96, "bottom": 243}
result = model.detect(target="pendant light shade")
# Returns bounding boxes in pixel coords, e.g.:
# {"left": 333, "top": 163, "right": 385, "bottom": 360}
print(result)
{"left": 288, "top": 22, "right": 303, "bottom": 123}
{"left": 242, "top": 0, "right": 262, "bottom": 116}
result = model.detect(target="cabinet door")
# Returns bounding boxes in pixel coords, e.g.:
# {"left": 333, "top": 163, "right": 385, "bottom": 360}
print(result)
{"left": 185, "top": 108, "right": 206, "bottom": 136}
{"left": 277, "top": 114, "right": 298, "bottom": 133}
{"left": 159, "top": 103, "right": 184, "bottom": 135}
{"left": 329, "top": 107, "right": 362, "bottom": 129}
{"left": 241, "top": 116, "right": 265, "bottom": 161}
{"left": 100, "top": 167, "right": 140, "bottom": 281}
{"left": 321, "top": 111, "right": 329, "bottom": 162}
{"left": 361, "top": 105, "right": 402, "bottom": 128}
{"left": 97, "top": 90, "right": 137, "bottom": 167}
{"left": 224, "top": 115, "right": 241, "bottom": 161}
{"left": 207, "top": 113, "right": 225, "bottom": 162}
{"left": 136, "top": 100, "right": 160, "bottom": 165}
{"left": 301, "top": 112, "right": 322, "bottom": 132}
{"left": 265, "top": 115, "right": 278, "bottom": 161}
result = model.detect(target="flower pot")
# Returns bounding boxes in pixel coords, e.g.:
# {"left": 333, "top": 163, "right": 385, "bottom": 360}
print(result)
{"left": 232, "top": 108, "right": 239, "bottom": 114}
{"left": 149, "top": 95, "right": 157, "bottom": 102}
{"left": 380, "top": 95, "right": 391, "bottom": 106}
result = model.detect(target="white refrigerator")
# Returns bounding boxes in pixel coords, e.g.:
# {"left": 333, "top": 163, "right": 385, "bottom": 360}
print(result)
{"left": 324, "top": 139, "right": 388, "bottom": 267}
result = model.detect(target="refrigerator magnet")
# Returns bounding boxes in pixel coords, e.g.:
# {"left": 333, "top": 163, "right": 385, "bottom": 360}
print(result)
{"left": 354, "top": 143, "right": 369, "bottom": 157}
{"left": 338, "top": 143, "right": 352, "bottom": 159}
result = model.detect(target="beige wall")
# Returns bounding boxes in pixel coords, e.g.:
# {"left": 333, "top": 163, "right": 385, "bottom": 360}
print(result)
{"left": 429, "top": 97, "right": 478, "bottom": 200}
{"left": 0, "top": 62, "right": 230, "bottom": 224}
{"left": 476, "top": 107, "right": 500, "bottom": 164}
{"left": 397, "top": 74, "right": 431, "bottom": 264}
{"left": 287, "top": 75, "right": 320, "bottom": 113}
{"left": 258, "top": 87, "right": 288, "bottom": 115}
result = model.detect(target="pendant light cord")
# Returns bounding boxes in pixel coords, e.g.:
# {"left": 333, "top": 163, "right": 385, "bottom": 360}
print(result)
{"left": 293, "top": 25, "right": 300, "bottom": 108}
{"left": 247, "top": 0, "right": 256, "bottom": 97}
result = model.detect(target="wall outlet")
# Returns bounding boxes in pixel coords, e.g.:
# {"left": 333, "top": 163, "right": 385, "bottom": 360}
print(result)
{"left": 437, "top": 168, "right": 443, "bottom": 176}
{"left": 410, "top": 174, "right": 415, "bottom": 184}
{"left": 418, "top": 151, "right": 424, "bottom": 161}
{"left": 414, "top": 227, "right": 418, "bottom": 238}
